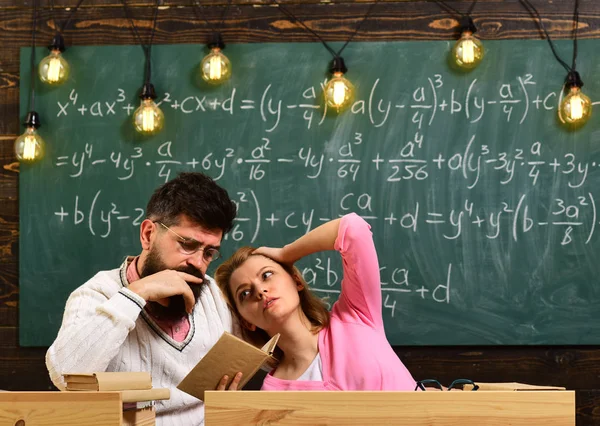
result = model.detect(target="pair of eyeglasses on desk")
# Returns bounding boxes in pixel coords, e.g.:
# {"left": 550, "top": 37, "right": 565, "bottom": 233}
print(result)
{"left": 415, "top": 379, "right": 479, "bottom": 391}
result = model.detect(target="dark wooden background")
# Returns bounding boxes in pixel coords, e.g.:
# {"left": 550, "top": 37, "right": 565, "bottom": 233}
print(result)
{"left": 1, "top": 0, "right": 600, "bottom": 423}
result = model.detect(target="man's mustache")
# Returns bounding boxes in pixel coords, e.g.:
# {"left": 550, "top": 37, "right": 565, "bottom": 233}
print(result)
{"left": 177, "top": 265, "right": 204, "bottom": 283}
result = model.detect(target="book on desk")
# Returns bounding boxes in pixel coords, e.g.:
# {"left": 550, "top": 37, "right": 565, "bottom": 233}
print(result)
{"left": 63, "top": 371, "right": 170, "bottom": 426}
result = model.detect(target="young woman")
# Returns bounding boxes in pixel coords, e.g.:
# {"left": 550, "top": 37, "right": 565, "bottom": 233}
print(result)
{"left": 215, "top": 213, "right": 416, "bottom": 391}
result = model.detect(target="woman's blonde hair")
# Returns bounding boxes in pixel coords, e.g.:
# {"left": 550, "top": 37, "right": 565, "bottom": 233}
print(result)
{"left": 215, "top": 246, "right": 330, "bottom": 353}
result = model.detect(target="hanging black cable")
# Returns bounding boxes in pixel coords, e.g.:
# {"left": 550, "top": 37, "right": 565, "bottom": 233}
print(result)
{"left": 520, "top": 0, "right": 575, "bottom": 74}
{"left": 191, "top": 0, "right": 233, "bottom": 36}
{"left": 48, "top": 0, "right": 86, "bottom": 54}
{"left": 28, "top": 0, "right": 37, "bottom": 113}
{"left": 272, "top": 0, "right": 381, "bottom": 106}
{"left": 521, "top": 0, "right": 590, "bottom": 126}
{"left": 120, "top": 0, "right": 165, "bottom": 135}
{"left": 120, "top": 0, "right": 160, "bottom": 87}
{"left": 191, "top": 0, "right": 234, "bottom": 84}
{"left": 271, "top": 0, "right": 381, "bottom": 61}
{"left": 572, "top": 0, "right": 579, "bottom": 71}
{"left": 436, "top": 0, "right": 478, "bottom": 36}
{"left": 435, "top": 0, "right": 478, "bottom": 20}
{"left": 24, "top": 0, "right": 41, "bottom": 130}
{"left": 15, "top": 0, "right": 44, "bottom": 163}
{"left": 274, "top": 5, "right": 337, "bottom": 58}
{"left": 50, "top": 0, "right": 86, "bottom": 34}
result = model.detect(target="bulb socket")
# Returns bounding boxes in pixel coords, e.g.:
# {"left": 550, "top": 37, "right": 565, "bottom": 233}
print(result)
{"left": 330, "top": 57, "right": 348, "bottom": 75}
{"left": 459, "top": 16, "right": 477, "bottom": 35}
{"left": 208, "top": 32, "right": 225, "bottom": 50}
{"left": 48, "top": 33, "right": 66, "bottom": 52}
{"left": 565, "top": 70, "right": 584, "bottom": 89}
{"left": 139, "top": 83, "right": 157, "bottom": 100}
{"left": 24, "top": 111, "right": 41, "bottom": 129}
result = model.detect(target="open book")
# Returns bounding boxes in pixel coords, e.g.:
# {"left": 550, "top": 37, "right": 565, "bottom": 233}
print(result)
{"left": 177, "top": 332, "right": 279, "bottom": 401}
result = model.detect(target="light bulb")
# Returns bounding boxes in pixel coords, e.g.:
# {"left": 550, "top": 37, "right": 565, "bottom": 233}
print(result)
{"left": 133, "top": 98, "right": 164, "bottom": 135}
{"left": 559, "top": 86, "right": 592, "bottom": 126}
{"left": 39, "top": 49, "right": 70, "bottom": 85}
{"left": 15, "top": 126, "right": 45, "bottom": 163}
{"left": 200, "top": 48, "right": 231, "bottom": 85}
{"left": 324, "top": 72, "right": 355, "bottom": 112}
{"left": 452, "top": 31, "right": 484, "bottom": 70}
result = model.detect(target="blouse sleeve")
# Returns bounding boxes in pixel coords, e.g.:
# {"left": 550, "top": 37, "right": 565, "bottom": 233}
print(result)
{"left": 333, "top": 213, "right": 383, "bottom": 328}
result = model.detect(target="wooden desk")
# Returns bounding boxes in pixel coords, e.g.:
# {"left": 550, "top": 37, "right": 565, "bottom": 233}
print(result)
{"left": 0, "top": 392, "right": 154, "bottom": 426}
{"left": 205, "top": 390, "right": 575, "bottom": 425}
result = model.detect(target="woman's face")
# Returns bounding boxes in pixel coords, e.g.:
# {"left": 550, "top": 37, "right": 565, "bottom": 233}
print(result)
{"left": 229, "top": 255, "right": 303, "bottom": 333}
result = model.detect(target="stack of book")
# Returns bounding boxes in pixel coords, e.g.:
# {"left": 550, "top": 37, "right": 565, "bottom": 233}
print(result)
{"left": 63, "top": 372, "right": 170, "bottom": 426}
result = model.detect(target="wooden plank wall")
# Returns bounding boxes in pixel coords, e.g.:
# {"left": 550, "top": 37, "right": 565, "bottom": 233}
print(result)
{"left": 1, "top": 0, "right": 599, "bottom": 423}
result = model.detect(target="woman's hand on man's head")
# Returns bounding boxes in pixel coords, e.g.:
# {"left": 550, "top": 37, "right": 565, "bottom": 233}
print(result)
{"left": 253, "top": 247, "right": 290, "bottom": 265}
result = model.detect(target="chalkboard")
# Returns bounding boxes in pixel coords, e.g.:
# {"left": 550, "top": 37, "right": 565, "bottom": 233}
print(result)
{"left": 19, "top": 40, "right": 600, "bottom": 346}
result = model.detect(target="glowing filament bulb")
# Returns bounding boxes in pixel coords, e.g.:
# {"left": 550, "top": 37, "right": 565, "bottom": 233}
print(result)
{"left": 324, "top": 72, "right": 355, "bottom": 113}
{"left": 461, "top": 39, "right": 475, "bottom": 64}
{"left": 209, "top": 54, "right": 222, "bottom": 80}
{"left": 14, "top": 126, "right": 45, "bottom": 163}
{"left": 23, "top": 135, "right": 36, "bottom": 159}
{"left": 48, "top": 57, "right": 62, "bottom": 81}
{"left": 39, "top": 49, "right": 70, "bottom": 85}
{"left": 569, "top": 95, "right": 583, "bottom": 120}
{"left": 142, "top": 106, "right": 155, "bottom": 131}
{"left": 452, "top": 31, "right": 484, "bottom": 70}
{"left": 133, "top": 98, "right": 164, "bottom": 135}
{"left": 559, "top": 86, "right": 592, "bottom": 126}
{"left": 200, "top": 48, "right": 231, "bottom": 85}
{"left": 332, "top": 80, "right": 347, "bottom": 106}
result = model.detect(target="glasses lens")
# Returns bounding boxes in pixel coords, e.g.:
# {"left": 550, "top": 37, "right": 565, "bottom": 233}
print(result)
{"left": 204, "top": 248, "right": 220, "bottom": 262}
{"left": 180, "top": 240, "right": 201, "bottom": 255}
{"left": 448, "top": 379, "right": 477, "bottom": 391}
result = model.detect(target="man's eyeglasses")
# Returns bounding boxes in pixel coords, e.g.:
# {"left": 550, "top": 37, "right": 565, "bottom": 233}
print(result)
{"left": 157, "top": 222, "right": 221, "bottom": 262}
{"left": 415, "top": 379, "right": 479, "bottom": 391}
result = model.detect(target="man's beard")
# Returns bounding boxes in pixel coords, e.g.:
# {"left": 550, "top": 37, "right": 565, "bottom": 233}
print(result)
{"left": 139, "top": 246, "right": 206, "bottom": 321}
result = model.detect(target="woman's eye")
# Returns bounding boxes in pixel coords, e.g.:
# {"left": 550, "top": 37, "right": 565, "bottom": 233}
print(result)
{"left": 239, "top": 290, "right": 250, "bottom": 301}
{"left": 262, "top": 271, "right": 273, "bottom": 280}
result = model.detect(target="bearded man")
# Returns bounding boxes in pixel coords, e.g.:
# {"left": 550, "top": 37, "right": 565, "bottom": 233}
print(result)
{"left": 46, "top": 172, "right": 238, "bottom": 425}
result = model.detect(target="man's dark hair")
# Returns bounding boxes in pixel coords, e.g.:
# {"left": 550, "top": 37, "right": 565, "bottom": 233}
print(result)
{"left": 146, "top": 172, "right": 237, "bottom": 234}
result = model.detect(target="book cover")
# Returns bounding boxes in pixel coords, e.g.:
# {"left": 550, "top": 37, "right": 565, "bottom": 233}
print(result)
{"left": 63, "top": 371, "right": 152, "bottom": 391}
{"left": 121, "top": 388, "right": 171, "bottom": 403}
{"left": 177, "top": 331, "right": 279, "bottom": 401}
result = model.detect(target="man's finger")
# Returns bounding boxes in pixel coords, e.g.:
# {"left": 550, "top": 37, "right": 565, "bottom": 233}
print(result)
{"left": 177, "top": 272, "right": 204, "bottom": 283}
{"left": 181, "top": 285, "right": 196, "bottom": 314}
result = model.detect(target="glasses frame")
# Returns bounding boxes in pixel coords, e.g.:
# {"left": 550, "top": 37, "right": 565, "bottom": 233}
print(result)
{"left": 156, "top": 221, "right": 221, "bottom": 262}
{"left": 414, "top": 378, "right": 479, "bottom": 391}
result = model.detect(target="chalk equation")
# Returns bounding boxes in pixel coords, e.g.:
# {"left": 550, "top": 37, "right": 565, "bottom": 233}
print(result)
{"left": 53, "top": 189, "right": 598, "bottom": 247}
{"left": 55, "top": 138, "right": 595, "bottom": 190}
{"left": 52, "top": 74, "right": 599, "bottom": 132}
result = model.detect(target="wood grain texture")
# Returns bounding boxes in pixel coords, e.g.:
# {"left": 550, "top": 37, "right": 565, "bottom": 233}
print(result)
{"left": 122, "top": 407, "right": 155, "bottom": 426}
{"left": 204, "top": 390, "right": 575, "bottom": 425}
{"left": 0, "top": 391, "right": 122, "bottom": 425}
{"left": 1, "top": 1, "right": 600, "bottom": 424}
{"left": 0, "top": 0, "right": 592, "bottom": 7}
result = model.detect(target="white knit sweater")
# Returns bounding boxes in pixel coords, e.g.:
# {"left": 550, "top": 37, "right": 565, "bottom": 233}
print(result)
{"left": 46, "top": 257, "right": 234, "bottom": 426}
